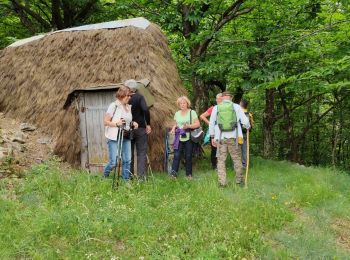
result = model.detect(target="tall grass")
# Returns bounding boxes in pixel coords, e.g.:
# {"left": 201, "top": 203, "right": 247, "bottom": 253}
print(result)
{"left": 0, "top": 158, "right": 349, "bottom": 258}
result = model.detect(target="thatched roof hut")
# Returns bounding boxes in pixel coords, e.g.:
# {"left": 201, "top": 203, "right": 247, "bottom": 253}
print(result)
{"left": 0, "top": 18, "right": 186, "bottom": 171}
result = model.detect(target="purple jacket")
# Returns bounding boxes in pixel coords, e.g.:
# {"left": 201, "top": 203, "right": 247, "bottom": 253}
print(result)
{"left": 173, "top": 128, "right": 189, "bottom": 150}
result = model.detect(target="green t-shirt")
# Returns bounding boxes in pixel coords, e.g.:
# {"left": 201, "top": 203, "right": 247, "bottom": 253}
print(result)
{"left": 174, "top": 110, "right": 198, "bottom": 142}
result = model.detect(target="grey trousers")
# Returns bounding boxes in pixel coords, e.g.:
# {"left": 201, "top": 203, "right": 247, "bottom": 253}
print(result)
{"left": 131, "top": 128, "right": 148, "bottom": 179}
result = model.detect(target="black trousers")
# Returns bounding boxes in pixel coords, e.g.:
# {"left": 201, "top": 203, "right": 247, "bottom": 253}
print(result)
{"left": 171, "top": 140, "right": 193, "bottom": 177}
{"left": 131, "top": 128, "right": 148, "bottom": 179}
{"left": 210, "top": 137, "right": 217, "bottom": 169}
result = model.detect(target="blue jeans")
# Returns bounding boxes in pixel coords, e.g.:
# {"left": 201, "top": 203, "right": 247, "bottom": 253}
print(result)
{"left": 171, "top": 140, "right": 193, "bottom": 177}
{"left": 103, "top": 138, "right": 131, "bottom": 180}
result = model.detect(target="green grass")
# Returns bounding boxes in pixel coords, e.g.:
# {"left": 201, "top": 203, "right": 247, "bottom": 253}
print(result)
{"left": 0, "top": 157, "right": 350, "bottom": 259}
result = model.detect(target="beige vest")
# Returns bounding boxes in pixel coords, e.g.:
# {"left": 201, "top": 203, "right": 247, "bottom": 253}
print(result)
{"left": 104, "top": 100, "right": 132, "bottom": 140}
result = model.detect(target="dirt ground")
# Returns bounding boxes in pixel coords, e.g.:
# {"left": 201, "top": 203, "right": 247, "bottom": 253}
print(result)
{"left": 0, "top": 112, "right": 54, "bottom": 177}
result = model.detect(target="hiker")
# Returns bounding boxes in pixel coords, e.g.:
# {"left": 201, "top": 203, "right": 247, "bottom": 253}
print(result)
{"left": 200, "top": 93, "right": 223, "bottom": 169}
{"left": 170, "top": 96, "right": 200, "bottom": 179}
{"left": 209, "top": 91, "right": 250, "bottom": 186}
{"left": 240, "top": 99, "right": 254, "bottom": 169}
{"left": 125, "top": 79, "right": 151, "bottom": 181}
{"left": 103, "top": 85, "right": 138, "bottom": 180}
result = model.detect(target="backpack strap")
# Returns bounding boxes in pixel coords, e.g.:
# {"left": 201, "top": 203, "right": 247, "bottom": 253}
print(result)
{"left": 217, "top": 105, "right": 222, "bottom": 142}
{"left": 190, "top": 109, "right": 192, "bottom": 124}
{"left": 190, "top": 109, "right": 192, "bottom": 134}
{"left": 112, "top": 101, "right": 118, "bottom": 118}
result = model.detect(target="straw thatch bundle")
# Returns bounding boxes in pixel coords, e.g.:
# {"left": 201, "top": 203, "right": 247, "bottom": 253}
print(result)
{"left": 0, "top": 21, "right": 186, "bottom": 170}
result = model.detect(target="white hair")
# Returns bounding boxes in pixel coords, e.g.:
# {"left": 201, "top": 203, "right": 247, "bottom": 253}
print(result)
{"left": 124, "top": 79, "right": 138, "bottom": 92}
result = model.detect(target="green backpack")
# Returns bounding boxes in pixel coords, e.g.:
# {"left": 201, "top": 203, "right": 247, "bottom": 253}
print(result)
{"left": 217, "top": 100, "right": 237, "bottom": 131}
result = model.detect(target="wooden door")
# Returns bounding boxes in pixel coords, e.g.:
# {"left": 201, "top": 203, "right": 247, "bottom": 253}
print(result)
{"left": 79, "top": 91, "right": 115, "bottom": 173}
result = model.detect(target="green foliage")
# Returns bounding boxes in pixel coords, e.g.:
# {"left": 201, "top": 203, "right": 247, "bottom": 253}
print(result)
{"left": 0, "top": 0, "right": 349, "bottom": 167}
{"left": 1, "top": 159, "right": 350, "bottom": 258}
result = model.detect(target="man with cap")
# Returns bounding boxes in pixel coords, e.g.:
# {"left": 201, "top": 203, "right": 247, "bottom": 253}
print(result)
{"left": 209, "top": 91, "right": 250, "bottom": 187}
{"left": 125, "top": 79, "right": 151, "bottom": 181}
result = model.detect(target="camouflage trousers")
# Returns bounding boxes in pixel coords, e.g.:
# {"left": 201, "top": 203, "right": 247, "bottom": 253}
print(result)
{"left": 217, "top": 138, "right": 243, "bottom": 185}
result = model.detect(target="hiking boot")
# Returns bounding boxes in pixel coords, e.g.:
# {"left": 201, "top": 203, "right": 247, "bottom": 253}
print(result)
{"left": 137, "top": 175, "right": 146, "bottom": 182}
{"left": 236, "top": 179, "right": 245, "bottom": 187}
{"left": 218, "top": 183, "right": 227, "bottom": 188}
{"left": 236, "top": 177, "right": 243, "bottom": 184}
{"left": 170, "top": 170, "right": 177, "bottom": 179}
{"left": 186, "top": 175, "right": 193, "bottom": 181}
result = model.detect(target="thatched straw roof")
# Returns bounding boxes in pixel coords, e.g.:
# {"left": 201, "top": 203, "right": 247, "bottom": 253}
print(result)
{"left": 0, "top": 18, "right": 186, "bottom": 170}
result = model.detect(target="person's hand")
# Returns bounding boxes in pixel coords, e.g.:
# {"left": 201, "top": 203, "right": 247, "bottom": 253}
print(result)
{"left": 170, "top": 128, "right": 175, "bottom": 135}
{"left": 211, "top": 138, "right": 217, "bottom": 147}
{"left": 133, "top": 121, "right": 139, "bottom": 129}
{"left": 146, "top": 125, "right": 151, "bottom": 134}
{"left": 183, "top": 123, "right": 189, "bottom": 130}
{"left": 115, "top": 118, "right": 125, "bottom": 127}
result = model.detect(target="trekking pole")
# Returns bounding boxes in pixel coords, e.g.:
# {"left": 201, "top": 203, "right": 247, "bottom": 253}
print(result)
{"left": 112, "top": 128, "right": 121, "bottom": 190}
{"left": 112, "top": 126, "right": 124, "bottom": 190}
{"left": 146, "top": 155, "right": 154, "bottom": 178}
{"left": 116, "top": 127, "right": 124, "bottom": 188}
{"left": 112, "top": 129, "right": 120, "bottom": 190}
{"left": 146, "top": 154, "right": 155, "bottom": 186}
{"left": 164, "top": 129, "right": 168, "bottom": 173}
{"left": 244, "top": 130, "right": 250, "bottom": 188}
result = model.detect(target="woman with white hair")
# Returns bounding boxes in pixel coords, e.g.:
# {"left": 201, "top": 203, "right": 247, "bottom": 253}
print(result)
{"left": 170, "top": 96, "right": 200, "bottom": 179}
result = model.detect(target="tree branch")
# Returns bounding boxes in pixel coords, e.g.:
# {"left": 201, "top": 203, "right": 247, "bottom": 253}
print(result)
{"left": 9, "top": 1, "right": 37, "bottom": 33}
{"left": 264, "top": 19, "right": 350, "bottom": 59}
{"left": 298, "top": 94, "right": 350, "bottom": 140}
{"left": 33, "top": 2, "right": 51, "bottom": 26}
{"left": 10, "top": 0, "right": 51, "bottom": 30}
{"left": 74, "top": 0, "right": 98, "bottom": 23}
{"left": 130, "top": 0, "right": 161, "bottom": 17}
{"left": 196, "top": 1, "right": 254, "bottom": 56}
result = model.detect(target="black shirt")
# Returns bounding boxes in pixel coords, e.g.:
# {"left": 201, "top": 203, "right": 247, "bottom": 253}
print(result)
{"left": 128, "top": 92, "right": 150, "bottom": 128}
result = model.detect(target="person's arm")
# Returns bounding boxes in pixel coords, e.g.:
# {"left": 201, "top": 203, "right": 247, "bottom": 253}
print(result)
{"left": 209, "top": 107, "right": 217, "bottom": 137}
{"left": 237, "top": 105, "right": 250, "bottom": 129}
{"left": 104, "top": 104, "right": 123, "bottom": 127}
{"left": 139, "top": 95, "right": 151, "bottom": 134}
{"left": 209, "top": 106, "right": 217, "bottom": 147}
{"left": 191, "top": 118, "right": 200, "bottom": 129}
{"left": 183, "top": 110, "right": 200, "bottom": 130}
{"left": 170, "top": 112, "right": 177, "bottom": 135}
{"left": 139, "top": 96, "right": 150, "bottom": 125}
{"left": 132, "top": 121, "right": 139, "bottom": 129}
{"left": 200, "top": 111, "right": 210, "bottom": 125}
{"left": 170, "top": 122, "right": 176, "bottom": 135}
{"left": 184, "top": 118, "right": 200, "bottom": 129}
{"left": 103, "top": 114, "right": 124, "bottom": 127}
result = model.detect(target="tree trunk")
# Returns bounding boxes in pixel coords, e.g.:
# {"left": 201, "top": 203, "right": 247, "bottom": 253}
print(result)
{"left": 52, "top": 0, "right": 64, "bottom": 30}
{"left": 278, "top": 86, "right": 296, "bottom": 161}
{"left": 312, "top": 96, "right": 321, "bottom": 165}
{"left": 263, "top": 88, "right": 275, "bottom": 158}
{"left": 192, "top": 73, "right": 209, "bottom": 113}
{"left": 290, "top": 139, "right": 300, "bottom": 162}
{"left": 312, "top": 129, "right": 320, "bottom": 165}
{"left": 331, "top": 112, "right": 338, "bottom": 166}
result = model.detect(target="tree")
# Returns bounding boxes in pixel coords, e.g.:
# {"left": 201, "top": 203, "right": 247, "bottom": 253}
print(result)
{"left": 109, "top": 0, "right": 254, "bottom": 112}
{"left": 1, "top": 0, "right": 100, "bottom": 34}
